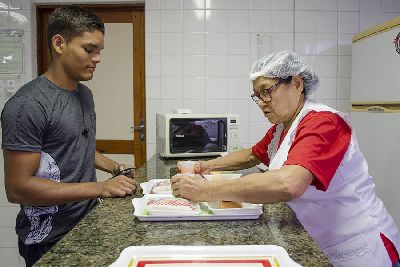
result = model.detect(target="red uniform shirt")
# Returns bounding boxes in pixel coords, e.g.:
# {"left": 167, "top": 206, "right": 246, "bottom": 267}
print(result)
{"left": 251, "top": 110, "right": 398, "bottom": 263}
{"left": 252, "top": 111, "right": 350, "bottom": 191}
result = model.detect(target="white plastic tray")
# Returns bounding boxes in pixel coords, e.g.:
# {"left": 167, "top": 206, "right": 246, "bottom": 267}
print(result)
{"left": 109, "top": 245, "right": 303, "bottom": 267}
{"left": 132, "top": 194, "right": 263, "bottom": 221}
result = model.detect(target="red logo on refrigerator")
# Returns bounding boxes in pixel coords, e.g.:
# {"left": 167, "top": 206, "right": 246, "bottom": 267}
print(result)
{"left": 395, "top": 32, "right": 400, "bottom": 54}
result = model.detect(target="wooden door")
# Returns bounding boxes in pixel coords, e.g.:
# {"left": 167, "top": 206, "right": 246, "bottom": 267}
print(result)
{"left": 36, "top": 4, "right": 146, "bottom": 168}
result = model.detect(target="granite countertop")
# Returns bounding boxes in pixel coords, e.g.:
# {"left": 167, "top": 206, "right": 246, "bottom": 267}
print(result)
{"left": 36, "top": 155, "right": 332, "bottom": 266}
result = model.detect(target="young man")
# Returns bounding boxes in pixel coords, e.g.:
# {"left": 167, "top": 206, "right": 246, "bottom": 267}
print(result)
{"left": 1, "top": 5, "right": 136, "bottom": 266}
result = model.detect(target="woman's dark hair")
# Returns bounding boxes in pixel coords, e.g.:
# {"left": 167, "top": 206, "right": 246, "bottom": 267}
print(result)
{"left": 47, "top": 5, "right": 105, "bottom": 51}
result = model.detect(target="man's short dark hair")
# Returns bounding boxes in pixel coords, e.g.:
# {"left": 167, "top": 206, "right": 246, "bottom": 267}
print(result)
{"left": 47, "top": 5, "right": 105, "bottom": 51}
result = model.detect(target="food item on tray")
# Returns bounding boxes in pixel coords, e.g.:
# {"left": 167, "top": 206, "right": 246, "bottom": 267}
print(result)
{"left": 146, "top": 197, "right": 201, "bottom": 215}
{"left": 151, "top": 180, "right": 172, "bottom": 194}
{"left": 219, "top": 201, "right": 242, "bottom": 209}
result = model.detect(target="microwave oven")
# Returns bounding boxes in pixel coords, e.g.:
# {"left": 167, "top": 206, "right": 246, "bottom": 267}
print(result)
{"left": 156, "top": 112, "right": 240, "bottom": 158}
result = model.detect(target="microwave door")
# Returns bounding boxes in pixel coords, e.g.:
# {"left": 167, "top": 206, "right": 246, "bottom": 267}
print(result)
{"left": 170, "top": 118, "right": 227, "bottom": 154}
{"left": 171, "top": 119, "right": 211, "bottom": 153}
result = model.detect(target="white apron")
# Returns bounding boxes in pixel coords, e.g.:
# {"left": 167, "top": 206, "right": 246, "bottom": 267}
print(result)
{"left": 268, "top": 100, "right": 400, "bottom": 267}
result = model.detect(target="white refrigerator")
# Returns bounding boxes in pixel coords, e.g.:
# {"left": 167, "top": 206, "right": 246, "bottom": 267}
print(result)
{"left": 351, "top": 17, "right": 400, "bottom": 226}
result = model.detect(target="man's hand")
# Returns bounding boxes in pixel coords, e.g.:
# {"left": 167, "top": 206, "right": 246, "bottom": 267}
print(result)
{"left": 98, "top": 175, "right": 137, "bottom": 198}
{"left": 170, "top": 174, "right": 208, "bottom": 202}
{"left": 112, "top": 164, "right": 135, "bottom": 179}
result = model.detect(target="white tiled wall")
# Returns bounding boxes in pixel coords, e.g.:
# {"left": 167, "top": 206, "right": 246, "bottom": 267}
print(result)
{"left": 1, "top": 0, "right": 36, "bottom": 265}
{"left": 0, "top": 0, "right": 399, "bottom": 266}
{"left": 144, "top": 0, "right": 400, "bottom": 156}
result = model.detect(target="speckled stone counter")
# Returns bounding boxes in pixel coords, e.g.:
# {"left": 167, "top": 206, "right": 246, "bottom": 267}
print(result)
{"left": 36, "top": 155, "right": 332, "bottom": 266}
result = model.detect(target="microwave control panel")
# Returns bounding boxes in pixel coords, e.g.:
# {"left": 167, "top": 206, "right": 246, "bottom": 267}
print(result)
{"left": 227, "top": 117, "right": 240, "bottom": 152}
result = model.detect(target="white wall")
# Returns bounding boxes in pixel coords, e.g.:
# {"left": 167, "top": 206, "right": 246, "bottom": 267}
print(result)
{"left": 143, "top": 0, "right": 400, "bottom": 158}
{"left": 0, "top": 0, "right": 400, "bottom": 266}
{"left": 1, "top": 1, "right": 35, "bottom": 265}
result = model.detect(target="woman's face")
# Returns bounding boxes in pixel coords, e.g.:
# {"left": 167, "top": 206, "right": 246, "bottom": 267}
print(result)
{"left": 252, "top": 76, "right": 303, "bottom": 127}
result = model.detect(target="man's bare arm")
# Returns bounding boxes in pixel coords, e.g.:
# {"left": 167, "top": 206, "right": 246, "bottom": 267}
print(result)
{"left": 4, "top": 150, "right": 135, "bottom": 206}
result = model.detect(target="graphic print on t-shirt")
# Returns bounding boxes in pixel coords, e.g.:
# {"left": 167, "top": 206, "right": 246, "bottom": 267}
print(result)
{"left": 24, "top": 152, "right": 60, "bottom": 244}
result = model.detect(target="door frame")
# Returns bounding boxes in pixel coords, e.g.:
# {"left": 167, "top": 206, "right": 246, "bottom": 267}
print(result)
{"left": 36, "top": 4, "right": 147, "bottom": 167}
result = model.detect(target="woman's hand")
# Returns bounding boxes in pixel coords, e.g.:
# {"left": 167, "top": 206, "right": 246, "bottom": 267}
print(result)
{"left": 176, "top": 160, "right": 211, "bottom": 175}
{"left": 170, "top": 174, "right": 209, "bottom": 202}
{"left": 196, "top": 161, "right": 212, "bottom": 174}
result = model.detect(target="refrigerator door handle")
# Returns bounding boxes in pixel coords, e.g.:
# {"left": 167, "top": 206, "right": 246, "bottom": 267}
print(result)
{"left": 367, "top": 106, "right": 387, "bottom": 112}
{"left": 351, "top": 104, "right": 400, "bottom": 113}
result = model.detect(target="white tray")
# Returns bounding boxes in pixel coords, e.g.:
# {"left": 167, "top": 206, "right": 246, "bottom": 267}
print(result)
{"left": 132, "top": 194, "right": 263, "bottom": 221}
{"left": 109, "top": 245, "right": 303, "bottom": 267}
{"left": 140, "top": 179, "right": 172, "bottom": 194}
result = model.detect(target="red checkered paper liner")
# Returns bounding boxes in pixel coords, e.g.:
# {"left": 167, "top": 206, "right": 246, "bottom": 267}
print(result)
{"left": 146, "top": 197, "right": 201, "bottom": 215}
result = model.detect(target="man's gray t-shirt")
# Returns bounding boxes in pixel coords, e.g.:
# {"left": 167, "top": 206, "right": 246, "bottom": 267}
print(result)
{"left": 1, "top": 75, "right": 98, "bottom": 244}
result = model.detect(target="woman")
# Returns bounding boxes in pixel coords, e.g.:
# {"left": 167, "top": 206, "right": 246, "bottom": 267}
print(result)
{"left": 171, "top": 51, "right": 400, "bottom": 266}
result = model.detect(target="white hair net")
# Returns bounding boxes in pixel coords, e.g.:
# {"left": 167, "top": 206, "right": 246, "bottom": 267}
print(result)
{"left": 249, "top": 50, "right": 319, "bottom": 97}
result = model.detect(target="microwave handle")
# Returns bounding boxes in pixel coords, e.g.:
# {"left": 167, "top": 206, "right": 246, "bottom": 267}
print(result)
{"left": 218, "top": 120, "right": 227, "bottom": 150}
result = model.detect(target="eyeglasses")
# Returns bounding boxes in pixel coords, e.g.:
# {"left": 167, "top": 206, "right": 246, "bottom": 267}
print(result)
{"left": 251, "top": 79, "right": 285, "bottom": 103}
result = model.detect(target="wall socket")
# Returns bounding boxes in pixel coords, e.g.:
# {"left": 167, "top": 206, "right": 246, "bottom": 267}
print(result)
{"left": 6, "top": 80, "right": 16, "bottom": 92}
